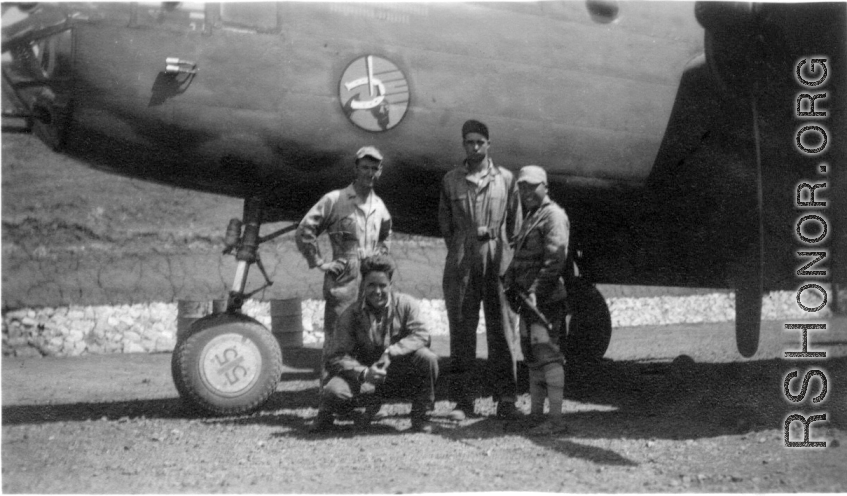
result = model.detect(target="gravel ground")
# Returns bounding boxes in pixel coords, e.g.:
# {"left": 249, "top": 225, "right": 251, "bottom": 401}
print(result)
{"left": 3, "top": 319, "right": 846, "bottom": 493}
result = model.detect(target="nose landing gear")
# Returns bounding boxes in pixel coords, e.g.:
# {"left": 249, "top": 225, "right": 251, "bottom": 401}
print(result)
{"left": 171, "top": 197, "right": 297, "bottom": 416}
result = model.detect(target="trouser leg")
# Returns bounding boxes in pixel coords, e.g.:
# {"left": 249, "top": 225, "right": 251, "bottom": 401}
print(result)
{"left": 320, "top": 274, "right": 360, "bottom": 383}
{"left": 444, "top": 267, "right": 480, "bottom": 404}
{"left": 384, "top": 349, "right": 439, "bottom": 421}
{"left": 483, "top": 270, "right": 517, "bottom": 403}
{"left": 322, "top": 276, "right": 359, "bottom": 348}
{"left": 543, "top": 362, "right": 565, "bottom": 422}
{"left": 408, "top": 348, "right": 439, "bottom": 405}
{"left": 529, "top": 367, "right": 546, "bottom": 415}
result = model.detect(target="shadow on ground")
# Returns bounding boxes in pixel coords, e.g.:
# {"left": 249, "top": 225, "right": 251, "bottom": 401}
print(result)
{"left": 6, "top": 353, "right": 843, "bottom": 465}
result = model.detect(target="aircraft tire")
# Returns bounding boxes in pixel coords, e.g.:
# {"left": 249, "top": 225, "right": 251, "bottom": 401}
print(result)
{"left": 171, "top": 313, "right": 283, "bottom": 416}
{"left": 563, "top": 280, "right": 612, "bottom": 362}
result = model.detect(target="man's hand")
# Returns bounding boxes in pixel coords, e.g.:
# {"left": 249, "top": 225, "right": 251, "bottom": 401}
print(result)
{"left": 526, "top": 292, "right": 537, "bottom": 309}
{"left": 362, "top": 362, "right": 388, "bottom": 385}
{"left": 376, "top": 350, "right": 391, "bottom": 369}
{"left": 318, "top": 260, "right": 346, "bottom": 278}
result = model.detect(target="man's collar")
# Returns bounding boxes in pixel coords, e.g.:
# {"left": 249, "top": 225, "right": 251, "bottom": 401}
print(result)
{"left": 530, "top": 196, "right": 552, "bottom": 214}
{"left": 462, "top": 158, "right": 498, "bottom": 175}
{"left": 343, "top": 183, "right": 358, "bottom": 198}
{"left": 345, "top": 183, "right": 374, "bottom": 202}
{"left": 524, "top": 196, "right": 552, "bottom": 217}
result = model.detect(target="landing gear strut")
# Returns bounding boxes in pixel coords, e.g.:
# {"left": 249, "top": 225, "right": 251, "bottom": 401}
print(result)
{"left": 171, "top": 196, "right": 295, "bottom": 416}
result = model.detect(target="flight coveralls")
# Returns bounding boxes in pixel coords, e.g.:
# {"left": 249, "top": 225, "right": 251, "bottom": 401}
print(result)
{"left": 438, "top": 160, "right": 521, "bottom": 404}
{"left": 296, "top": 184, "right": 392, "bottom": 353}
{"left": 503, "top": 196, "right": 569, "bottom": 371}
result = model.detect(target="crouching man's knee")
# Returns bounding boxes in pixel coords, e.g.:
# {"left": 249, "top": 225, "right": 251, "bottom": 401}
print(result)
{"left": 411, "top": 348, "right": 440, "bottom": 378}
{"left": 321, "top": 376, "right": 357, "bottom": 409}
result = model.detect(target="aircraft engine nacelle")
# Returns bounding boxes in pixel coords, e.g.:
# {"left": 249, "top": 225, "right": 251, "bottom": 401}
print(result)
{"left": 696, "top": 1, "right": 788, "bottom": 98}
{"left": 690, "top": 1, "right": 846, "bottom": 356}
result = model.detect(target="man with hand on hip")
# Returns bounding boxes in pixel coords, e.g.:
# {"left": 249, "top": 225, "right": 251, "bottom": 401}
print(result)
{"left": 296, "top": 146, "right": 392, "bottom": 362}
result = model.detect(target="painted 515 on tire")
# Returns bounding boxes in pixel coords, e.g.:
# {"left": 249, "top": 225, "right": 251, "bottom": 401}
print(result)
{"left": 171, "top": 313, "right": 283, "bottom": 416}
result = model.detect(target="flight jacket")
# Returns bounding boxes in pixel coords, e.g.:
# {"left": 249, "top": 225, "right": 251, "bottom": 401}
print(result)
{"left": 503, "top": 196, "right": 569, "bottom": 304}
{"left": 325, "top": 292, "right": 431, "bottom": 384}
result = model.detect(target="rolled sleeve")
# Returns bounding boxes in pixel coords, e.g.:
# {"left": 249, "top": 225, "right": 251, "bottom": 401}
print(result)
{"left": 295, "top": 194, "right": 336, "bottom": 268}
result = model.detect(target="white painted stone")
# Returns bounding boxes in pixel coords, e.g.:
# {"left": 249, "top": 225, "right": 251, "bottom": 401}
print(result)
{"left": 123, "top": 342, "right": 146, "bottom": 354}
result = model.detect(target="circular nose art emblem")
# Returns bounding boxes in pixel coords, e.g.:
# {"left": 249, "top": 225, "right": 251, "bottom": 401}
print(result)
{"left": 340, "top": 55, "right": 409, "bottom": 132}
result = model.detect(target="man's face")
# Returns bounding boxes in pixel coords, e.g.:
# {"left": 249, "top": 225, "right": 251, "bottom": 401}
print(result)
{"left": 518, "top": 181, "right": 547, "bottom": 210}
{"left": 363, "top": 271, "right": 391, "bottom": 310}
{"left": 354, "top": 157, "right": 382, "bottom": 190}
{"left": 462, "top": 132, "right": 490, "bottom": 164}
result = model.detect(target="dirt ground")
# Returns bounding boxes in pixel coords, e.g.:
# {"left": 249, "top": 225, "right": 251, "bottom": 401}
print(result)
{"left": 3, "top": 320, "right": 846, "bottom": 493}
{"left": 2, "top": 133, "right": 846, "bottom": 492}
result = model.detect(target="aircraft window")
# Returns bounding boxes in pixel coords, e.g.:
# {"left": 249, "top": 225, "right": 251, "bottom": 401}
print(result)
{"left": 586, "top": 0, "right": 619, "bottom": 24}
{"left": 129, "top": 2, "right": 206, "bottom": 32}
{"left": 220, "top": 3, "right": 279, "bottom": 32}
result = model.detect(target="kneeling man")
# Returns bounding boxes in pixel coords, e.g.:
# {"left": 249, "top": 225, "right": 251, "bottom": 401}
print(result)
{"left": 311, "top": 254, "right": 439, "bottom": 433}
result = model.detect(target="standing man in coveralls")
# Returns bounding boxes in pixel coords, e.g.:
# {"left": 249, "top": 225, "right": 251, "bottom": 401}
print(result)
{"left": 438, "top": 119, "right": 522, "bottom": 421}
{"left": 296, "top": 146, "right": 393, "bottom": 368}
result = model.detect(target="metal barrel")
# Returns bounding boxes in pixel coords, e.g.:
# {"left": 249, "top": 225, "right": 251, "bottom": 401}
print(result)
{"left": 270, "top": 297, "right": 303, "bottom": 348}
{"left": 211, "top": 299, "right": 228, "bottom": 314}
{"left": 176, "top": 300, "right": 211, "bottom": 342}
{"left": 176, "top": 299, "right": 227, "bottom": 341}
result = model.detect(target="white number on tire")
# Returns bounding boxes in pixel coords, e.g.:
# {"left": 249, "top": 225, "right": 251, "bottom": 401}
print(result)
{"left": 199, "top": 333, "right": 263, "bottom": 396}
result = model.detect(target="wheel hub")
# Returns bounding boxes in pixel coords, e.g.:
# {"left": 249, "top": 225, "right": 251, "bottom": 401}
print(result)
{"left": 198, "top": 333, "right": 263, "bottom": 397}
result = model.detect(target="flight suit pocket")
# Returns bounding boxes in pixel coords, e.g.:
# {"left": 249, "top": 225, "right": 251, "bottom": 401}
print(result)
{"left": 338, "top": 216, "right": 358, "bottom": 242}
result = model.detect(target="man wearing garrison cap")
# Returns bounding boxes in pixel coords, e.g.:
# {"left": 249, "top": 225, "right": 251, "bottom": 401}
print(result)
{"left": 296, "top": 146, "right": 393, "bottom": 380}
{"left": 503, "top": 165, "right": 570, "bottom": 435}
{"left": 438, "top": 119, "right": 522, "bottom": 421}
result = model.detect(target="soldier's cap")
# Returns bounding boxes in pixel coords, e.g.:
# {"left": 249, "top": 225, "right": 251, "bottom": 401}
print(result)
{"left": 355, "top": 146, "right": 383, "bottom": 162}
{"left": 462, "top": 119, "right": 489, "bottom": 140}
{"left": 517, "top": 165, "right": 548, "bottom": 185}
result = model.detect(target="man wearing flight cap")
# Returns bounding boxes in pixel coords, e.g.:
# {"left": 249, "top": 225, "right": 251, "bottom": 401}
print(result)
{"left": 438, "top": 119, "right": 522, "bottom": 420}
{"left": 503, "top": 165, "right": 570, "bottom": 435}
{"left": 296, "top": 146, "right": 392, "bottom": 371}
